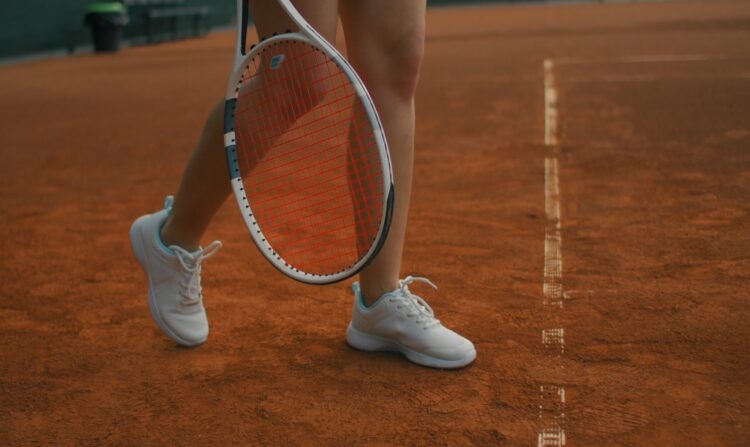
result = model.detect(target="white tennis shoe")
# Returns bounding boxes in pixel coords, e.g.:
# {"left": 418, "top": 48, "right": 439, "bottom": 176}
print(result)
{"left": 346, "top": 276, "right": 476, "bottom": 369}
{"left": 129, "top": 196, "right": 222, "bottom": 347}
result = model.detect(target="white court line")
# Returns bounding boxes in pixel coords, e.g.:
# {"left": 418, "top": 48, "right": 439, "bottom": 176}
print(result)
{"left": 538, "top": 58, "right": 566, "bottom": 446}
{"left": 538, "top": 427, "right": 566, "bottom": 447}
{"left": 544, "top": 59, "right": 558, "bottom": 148}
{"left": 542, "top": 328, "right": 565, "bottom": 354}
{"left": 540, "top": 385, "right": 566, "bottom": 404}
{"left": 540, "top": 385, "right": 566, "bottom": 414}
{"left": 544, "top": 59, "right": 563, "bottom": 307}
{"left": 544, "top": 157, "right": 563, "bottom": 307}
{"left": 538, "top": 385, "right": 567, "bottom": 447}
{"left": 545, "top": 157, "right": 561, "bottom": 222}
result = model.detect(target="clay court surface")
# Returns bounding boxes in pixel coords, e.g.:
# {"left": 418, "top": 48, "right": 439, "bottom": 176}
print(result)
{"left": 1, "top": 0, "right": 749, "bottom": 445}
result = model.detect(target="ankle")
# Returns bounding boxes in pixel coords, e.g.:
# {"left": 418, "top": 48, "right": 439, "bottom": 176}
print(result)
{"left": 359, "top": 279, "right": 400, "bottom": 306}
{"left": 160, "top": 219, "right": 200, "bottom": 252}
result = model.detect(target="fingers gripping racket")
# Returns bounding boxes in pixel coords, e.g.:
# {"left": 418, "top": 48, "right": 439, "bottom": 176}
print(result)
{"left": 224, "top": 0, "right": 394, "bottom": 284}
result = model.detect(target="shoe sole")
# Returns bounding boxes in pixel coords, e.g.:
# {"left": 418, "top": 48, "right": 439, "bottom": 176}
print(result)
{"left": 345, "top": 323, "right": 476, "bottom": 369}
{"left": 129, "top": 216, "right": 206, "bottom": 347}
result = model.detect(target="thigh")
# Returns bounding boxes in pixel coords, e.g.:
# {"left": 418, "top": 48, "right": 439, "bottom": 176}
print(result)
{"left": 249, "top": 0, "right": 338, "bottom": 42}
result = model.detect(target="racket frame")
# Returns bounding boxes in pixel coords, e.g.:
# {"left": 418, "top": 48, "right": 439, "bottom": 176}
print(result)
{"left": 223, "top": 0, "right": 394, "bottom": 284}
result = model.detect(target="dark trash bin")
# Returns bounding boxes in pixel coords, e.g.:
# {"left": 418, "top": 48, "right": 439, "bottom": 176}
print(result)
{"left": 85, "top": 3, "right": 129, "bottom": 52}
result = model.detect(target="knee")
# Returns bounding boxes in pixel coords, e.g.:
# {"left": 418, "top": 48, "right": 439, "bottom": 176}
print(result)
{"left": 355, "top": 30, "right": 425, "bottom": 102}
{"left": 385, "top": 36, "right": 424, "bottom": 101}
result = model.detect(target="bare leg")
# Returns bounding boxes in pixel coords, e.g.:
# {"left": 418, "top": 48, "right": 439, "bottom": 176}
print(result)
{"left": 161, "top": 0, "right": 339, "bottom": 251}
{"left": 339, "top": 0, "right": 427, "bottom": 304}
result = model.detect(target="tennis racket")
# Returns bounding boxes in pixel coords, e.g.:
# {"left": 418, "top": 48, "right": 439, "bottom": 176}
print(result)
{"left": 224, "top": 0, "right": 394, "bottom": 285}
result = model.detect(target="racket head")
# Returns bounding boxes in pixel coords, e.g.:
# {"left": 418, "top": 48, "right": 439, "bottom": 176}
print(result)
{"left": 224, "top": 33, "right": 394, "bottom": 285}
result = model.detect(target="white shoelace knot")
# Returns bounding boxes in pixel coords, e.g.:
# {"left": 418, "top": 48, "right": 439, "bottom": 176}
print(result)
{"left": 170, "top": 241, "right": 222, "bottom": 306}
{"left": 388, "top": 275, "right": 441, "bottom": 329}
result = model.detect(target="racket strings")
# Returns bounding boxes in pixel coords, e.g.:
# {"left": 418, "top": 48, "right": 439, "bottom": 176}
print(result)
{"left": 235, "top": 64, "right": 353, "bottom": 119}
{"left": 248, "top": 120, "right": 376, "bottom": 194}
{"left": 246, "top": 109, "right": 364, "bottom": 180}
{"left": 233, "top": 40, "right": 384, "bottom": 274}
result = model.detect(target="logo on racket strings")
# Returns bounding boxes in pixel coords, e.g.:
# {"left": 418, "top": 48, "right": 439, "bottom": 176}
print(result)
{"left": 270, "top": 54, "right": 285, "bottom": 70}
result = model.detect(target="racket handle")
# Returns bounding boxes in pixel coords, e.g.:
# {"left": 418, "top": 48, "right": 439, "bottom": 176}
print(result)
{"left": 235, "top": 0, "right": 248, "bottom": 62}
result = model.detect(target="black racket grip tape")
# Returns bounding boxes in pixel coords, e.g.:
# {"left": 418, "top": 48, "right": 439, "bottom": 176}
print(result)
{"left": 223, "top": 99, "right": 237, "bottom": 134}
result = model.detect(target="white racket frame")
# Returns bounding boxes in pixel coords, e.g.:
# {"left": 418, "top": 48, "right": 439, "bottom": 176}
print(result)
{"left": 224, "top": 0, "right": 394, "bottom": 284}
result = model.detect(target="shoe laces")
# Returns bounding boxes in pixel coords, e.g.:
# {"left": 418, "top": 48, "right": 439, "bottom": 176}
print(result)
{"left": 388, "top": 276, "right": 441, "bottom": 329}
{"left": 170, "top": 241, "right": 222, "bottom": 306}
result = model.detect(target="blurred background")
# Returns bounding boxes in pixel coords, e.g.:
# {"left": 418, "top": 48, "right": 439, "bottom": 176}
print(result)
{"left": 0, "top": 0, "right": 594, "bottom": 63}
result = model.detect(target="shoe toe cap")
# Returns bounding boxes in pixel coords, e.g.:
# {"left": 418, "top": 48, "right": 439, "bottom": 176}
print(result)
{"left": 162, "top": 310, "right": 209, "bottom": 346}
{"left": 423, "top": 334, "right": 475, "bottom": 362}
